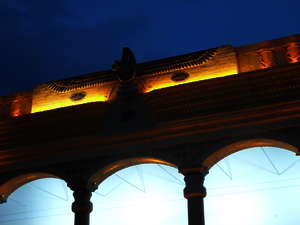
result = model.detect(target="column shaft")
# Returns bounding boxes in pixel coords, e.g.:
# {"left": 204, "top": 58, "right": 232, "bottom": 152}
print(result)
{"left": 186, "top": 196, "right": 205, "bottom": 225}
{"left": 181, "top": 168, "right": 208, "bottom": 225}
{"left": 72, "top": 188, "right": 93, "bottom": 225}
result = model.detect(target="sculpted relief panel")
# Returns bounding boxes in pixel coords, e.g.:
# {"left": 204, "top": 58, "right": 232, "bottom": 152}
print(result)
{"left": 0, "top": 34, "right": 299, "bottom": 117}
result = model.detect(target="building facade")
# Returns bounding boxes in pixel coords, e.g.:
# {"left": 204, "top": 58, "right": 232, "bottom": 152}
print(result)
{"left": 0, "top": 34, "right": 300, "bottom": 225}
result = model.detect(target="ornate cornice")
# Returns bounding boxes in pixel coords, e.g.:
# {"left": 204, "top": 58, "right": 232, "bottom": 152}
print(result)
{"left": 46, "top": 70, "right": 116, "bottom": 93}
{"left": 45, "top": 47, "right": 219, "bottom": 93}
{"left": 139, "top": 47, "right": 218, "bottom": 76}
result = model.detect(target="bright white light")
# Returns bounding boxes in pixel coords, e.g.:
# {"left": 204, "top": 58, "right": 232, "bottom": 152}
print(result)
{"left": 204, "top": 147, "right": 300, "bottom": 225}
{"left": 0, "top": 147, "right": 299, "bottom": 225}
{"left": 205, "top": 191, "right": 265, "bottom": 225}
{"left": 119, "top": 194, "right": 172, "bottom": 225}
{"left": 91, "top": 164, "right": 187, "bottom": 225}
{"left": 0, "top": 178, "right": 73, "bottom": 225}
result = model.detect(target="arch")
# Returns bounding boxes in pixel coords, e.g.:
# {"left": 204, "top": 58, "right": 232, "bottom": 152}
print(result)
{"left": 89, "top": 157, "right": 176, "bottom": 187}
{"left": 202, "top": 138, "right": 299, "bottom": 169}
{"left": 0, "top": 172, "right": 63, "bottom": 203}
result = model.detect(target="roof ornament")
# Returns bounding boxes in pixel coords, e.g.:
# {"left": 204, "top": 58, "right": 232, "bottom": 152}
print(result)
{"left": 112, "top": 47, "right": 136, "bottom": 82}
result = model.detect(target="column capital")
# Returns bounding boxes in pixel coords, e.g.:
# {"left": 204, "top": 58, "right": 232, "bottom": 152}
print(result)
{"left": 180, "top": 166, "right": 208, "bottom": 225}
{"left": 68, "top": 179, "right": 95, "bottom": 225}
{"left": 71, "top": 188, "right": 93, "bottom": 214}
{"left": 68, "top": 182, "right": 98, "bottom": 193}
{"left": 67, "top": 174, "right": 98, "bottom": 193}
{"left": 179, "top": 166, "right": 209, "bottom": 176}
{"left": 179, "top": 166, "right": 208, "bottom": 199}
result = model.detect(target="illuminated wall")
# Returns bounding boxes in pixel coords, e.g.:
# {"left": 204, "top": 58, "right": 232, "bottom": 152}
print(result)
{"left": 0, "top": 34, "right": 300, "bottom": 117}
{"left": 31, "top": 83, "right": 115, "bottom": 113}
{"left": 141, "top": 45, "right": 238, "bottom": 93}
{"left": 0, "top": 91, "right": 32, "bottom": 118}
{"left": 237, "top": 36, "right": 300, "bottom": 73}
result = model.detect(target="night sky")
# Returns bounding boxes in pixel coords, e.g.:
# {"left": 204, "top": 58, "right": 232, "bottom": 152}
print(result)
{"left": 1, "top": 0, "right": 299, "bottom": 96}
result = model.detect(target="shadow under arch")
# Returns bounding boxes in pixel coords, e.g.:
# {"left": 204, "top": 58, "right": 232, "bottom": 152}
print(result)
{"left": 89, "top": 157, "right": 177, "bottom": 187}
{"left": 0, "top": 172, "right": 64, "bottom": 203}
{"left": 203, "top": 138, "right": 299, "bottom": 169}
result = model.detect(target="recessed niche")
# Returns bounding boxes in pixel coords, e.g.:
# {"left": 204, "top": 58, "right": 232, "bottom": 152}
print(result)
{"left": 70, "top": 92, "right": 86, "bottom": 101}
{"left": 171, "top": 71, "right": 189, "bottom": 82}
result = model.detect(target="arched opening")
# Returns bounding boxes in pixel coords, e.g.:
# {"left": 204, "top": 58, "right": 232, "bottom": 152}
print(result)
{"left": 204, "top": 146, "right": 300, "bottom": 225}
{"left": 202, "top": 139, "right": 298, "bottom": 169}
{"left": 89, "top": 157, "right": 175, "bottom": 187}
{"left": 90, "top": 162, "right": 187, "bottom": 225}
{"left": 0, "top": 173, "right": 59, "bottom": 202}
{"left": 0, "top": 175, "right": 73, "bottom": 225}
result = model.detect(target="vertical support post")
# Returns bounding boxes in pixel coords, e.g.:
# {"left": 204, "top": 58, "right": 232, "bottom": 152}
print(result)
{"left": 180, "top": 167, "right": 208, "bottom": 225}
{"left": 69, "top": 182, "right": 95, "bottom": 225}
{"left": 72, "top": 187, "right": 92, "bottom": 225}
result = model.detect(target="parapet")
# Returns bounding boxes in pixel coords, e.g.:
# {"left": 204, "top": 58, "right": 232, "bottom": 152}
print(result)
{"left": 0, "top": 34, "right": 299, "bottom": 119}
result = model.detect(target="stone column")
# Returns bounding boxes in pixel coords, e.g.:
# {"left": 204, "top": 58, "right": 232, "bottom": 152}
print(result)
{"left": 68, "top": 182, "right": 96, "bottom": 225}
{"left": 180, "top": 167, "right": 208, "bottom": 225}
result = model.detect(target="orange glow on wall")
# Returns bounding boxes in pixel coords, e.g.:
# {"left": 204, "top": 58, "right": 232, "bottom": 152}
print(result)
{"left": 143, "top": 68, "right": 238, "bottom": 93}
{"left": 2, "top": 35, "right": 299, "bottom": 117}
{"left": 11, "top": 107, "right": 22, "bottom": 117}
{"left": 31, "top": 85, "right": 111, "bottom": 113}
{"left": 31, "top": 94, "right": 107, "bottom": 113}
{"left": 142, "top": 46, "right": 238, "bottom": 93}
{"left": 257, "top": 49, "right": 275, "bottom": 69}
{"left": 286, "top": 42, "right": 300, "bottom": 63}
{"left": 11, "top": 97, "right": 24, "bottom": 117}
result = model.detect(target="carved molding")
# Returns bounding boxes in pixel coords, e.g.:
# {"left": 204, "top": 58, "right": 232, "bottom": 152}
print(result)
{"left": 285, "top": 42, "right": 300, "bottom": 63}
{"left": 47, "top": 70, "right": 115, "bottom": 93}
{"left": 45, "top": 47, "right": 219, "bottom": 93}
{"left": 257, "top": 48, "right": 276, "bottom": 69}
{"left": 180, "top": 166, "right": 208, "bottom": 199}
{"left": 140, "top": 47, "right": 218, "bottom": 76}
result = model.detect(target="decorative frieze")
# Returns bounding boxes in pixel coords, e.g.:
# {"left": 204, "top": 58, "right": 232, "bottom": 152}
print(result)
{"left": 285, "top": 42, "right": 300, "bottom": 63}
{"left": 257, "top": 48, "right": 277, "bottom": 69}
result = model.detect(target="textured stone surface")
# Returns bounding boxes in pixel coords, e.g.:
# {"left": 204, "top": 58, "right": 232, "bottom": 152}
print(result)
{"left": 0, "top": 35, "right": 300, "bottom": 201}
{"left": 1, "top": 34, "right": 300, "bottom": 118}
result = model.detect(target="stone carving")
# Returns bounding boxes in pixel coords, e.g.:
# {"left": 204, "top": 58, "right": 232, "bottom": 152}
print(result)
{"left": 46, "top": 47, "right": 218, "bottom": 93}
{"left": 285, "top": 42, "right": 300, "bottom": 63}
{"left": 112, "top": 47, "right": 137, "bottom": 82}
{"left": 140, "top": 47, "right": 218, "bottom": 76}
{"left": 171, "top": 71, "right": 189, "bottom": 82}
{"left": 70, "top": 92, "right": 86, "bottom": 101}
{"left": 47, "top": 70, "right": 115, "bottom": 93}
{"left": 257, "top": 48, "right": 277, "bottom": 69}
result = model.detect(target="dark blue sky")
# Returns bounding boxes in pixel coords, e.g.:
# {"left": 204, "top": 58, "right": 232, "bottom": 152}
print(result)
{"left": 1, "top": 0, "right": 299, "bottom": 96}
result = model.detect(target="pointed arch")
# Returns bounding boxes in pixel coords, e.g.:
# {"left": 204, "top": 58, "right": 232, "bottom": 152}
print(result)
{"left": 202, "top": 139, "right": 299, "bottom": 169}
